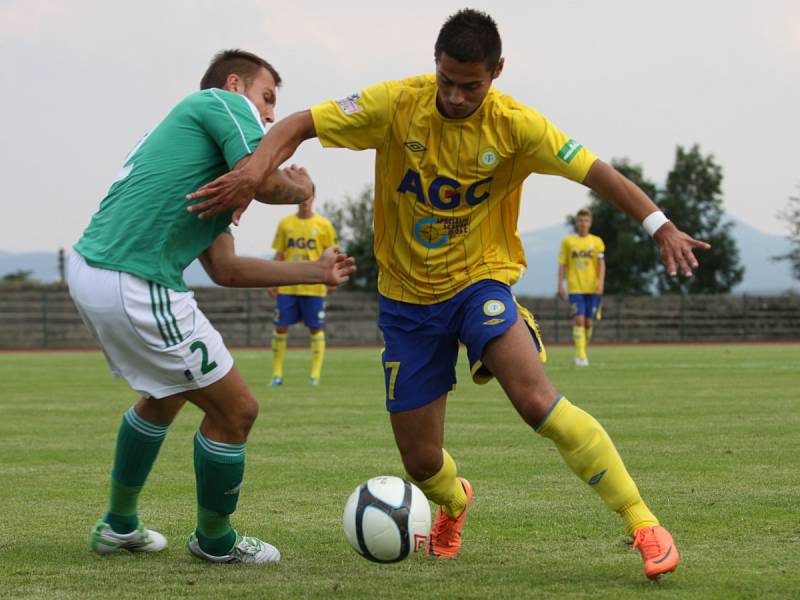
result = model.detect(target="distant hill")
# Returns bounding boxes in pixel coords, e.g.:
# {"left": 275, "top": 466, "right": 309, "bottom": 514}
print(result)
{"left": 3, "top": 216, "right": 798, "bottom": 294}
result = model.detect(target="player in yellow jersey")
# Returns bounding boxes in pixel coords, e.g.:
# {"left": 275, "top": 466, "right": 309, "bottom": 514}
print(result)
{"left": 559, "top": 209, "right": 606, "bottom": 366}
{"left": 269, "top": 185, "right": 339, "bottom": 386}
{"left": 188, "top": 9, "right": 710, "bottom": 580}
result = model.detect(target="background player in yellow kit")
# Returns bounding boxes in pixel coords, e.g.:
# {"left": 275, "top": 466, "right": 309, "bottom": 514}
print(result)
{"left": 558, "top": 209, "right": 606, "bottom": 366}
{"left": 188, "top": 9, "right": 710, "bottom": 580}
{"left": 269, "top": 186, "right": 338, "bottom": 386}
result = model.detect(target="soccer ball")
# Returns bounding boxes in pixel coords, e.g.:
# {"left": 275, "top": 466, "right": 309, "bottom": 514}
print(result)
{"left": 343, "top": 476, "right": 431, "bottom": 563}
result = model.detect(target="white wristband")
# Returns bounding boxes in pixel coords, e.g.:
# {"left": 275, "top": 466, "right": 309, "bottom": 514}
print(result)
{"left": 642, "top": 211, "right": 669, "bottom": 237}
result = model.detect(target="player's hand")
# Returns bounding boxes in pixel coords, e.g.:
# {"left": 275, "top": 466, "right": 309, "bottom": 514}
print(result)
{"left": 186, "top": 167, "right": 259, "bottom": 221}
{"left": 557, "top": 287, "right": 566, "bottom": 301}
{"left": 318, "top": 247, "right": 356, "bottom": 287}
{"left": 267, "top": 287, "right": 279, "bottom": 298}
{"left": 285, "top": 164, "right": 312, "bottom": 190}
{"left": 283, "top": 164, "right": 314, "bottom": 203}
{"left": 653, "top": 221, "right": 711, "bottom": 278}
{"left": 596, "top": 282, "right": 604, "bottom": 296}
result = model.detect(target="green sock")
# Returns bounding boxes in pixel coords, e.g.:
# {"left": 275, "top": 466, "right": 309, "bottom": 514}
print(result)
{"left": 196, "top": 507, "right": 237, "bottom": 555}
{"left": 105, "top": 406, "right": 169, "bottom": 533}
{"left": 194, "top": 431, "right": 245, "bottom": 556}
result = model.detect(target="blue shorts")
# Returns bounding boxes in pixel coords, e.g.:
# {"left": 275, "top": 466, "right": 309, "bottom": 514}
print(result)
{"left": 378, "top": 280, "right": 545, "bottom": 413}
{"left": 568, "top": 294, "right": 601, "bottom": 320}
{"left": 274, "top": 294, "right": 326, "bottom": 329}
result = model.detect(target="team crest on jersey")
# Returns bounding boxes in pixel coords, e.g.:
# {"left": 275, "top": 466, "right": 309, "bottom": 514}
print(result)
{"left": 478, "top": 147, "right": 498, "bottom": 168}
{"left": 336, "top": 93, "right": 362, "bottom": 115}
{"left": 483, "top": 300, "right": 506, "bottom": 317}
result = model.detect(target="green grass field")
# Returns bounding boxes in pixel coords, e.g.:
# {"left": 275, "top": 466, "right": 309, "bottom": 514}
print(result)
{"left": 1, "top": 344, "right": 798, "bottom": 599}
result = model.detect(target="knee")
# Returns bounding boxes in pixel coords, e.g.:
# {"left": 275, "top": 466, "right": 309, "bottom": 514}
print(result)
{"left": 221, "top": 390, "right": 259, "bottom": 439}
{"left": 401, "top": 448, "right": 443, "bottom": 482}
{"left": 237, "top": 390, "right": 260, "bottom": 437}
{"left": 511, "top": 385, "right": 557, "bottom": 430}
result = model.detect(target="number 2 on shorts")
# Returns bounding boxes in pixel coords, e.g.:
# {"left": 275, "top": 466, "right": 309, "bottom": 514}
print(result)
{"left": 190, "top": 341, "right": 218, "bottom": 375}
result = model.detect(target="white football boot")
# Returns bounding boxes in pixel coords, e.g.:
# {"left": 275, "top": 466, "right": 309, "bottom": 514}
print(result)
{"left": 89, "top": 519, "right": 167, "bottom": 555}
{"left": 187, "top": 531, "right": 280, "bottom": 564}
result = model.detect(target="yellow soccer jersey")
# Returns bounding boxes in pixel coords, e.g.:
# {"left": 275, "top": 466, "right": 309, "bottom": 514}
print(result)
{"left": 272, "top": 214, "right": 337, "bottom": 296}
{"left": 310, "top": 74, "right": 598, "bottom": 304}
{"left": 558, "top": 234, "right": 606, "bottom": 294}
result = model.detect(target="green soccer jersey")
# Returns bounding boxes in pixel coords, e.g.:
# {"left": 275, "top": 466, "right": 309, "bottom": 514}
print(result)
{"left": 74, "top": 89, "right": 265, "bottom": 291}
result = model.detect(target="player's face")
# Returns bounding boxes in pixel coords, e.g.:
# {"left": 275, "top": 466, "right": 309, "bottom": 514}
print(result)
{"left": 243, "top": 67, "right": 278, "bottom": 125}
{"left": 576, "top": 215, "right": 592, "bottom": 235}
{"left": 435, "top": 52, "right": 503, "bottom": 119}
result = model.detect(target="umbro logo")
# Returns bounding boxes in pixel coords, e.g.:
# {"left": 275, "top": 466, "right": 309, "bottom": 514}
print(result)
{"left": 404, "top": 141, "right": 426, "bottom": 152}
{"left": 482, "top": 318, "right": 506, "bottom": 326}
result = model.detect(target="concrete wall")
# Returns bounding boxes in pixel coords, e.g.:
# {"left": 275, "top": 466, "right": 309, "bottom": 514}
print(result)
{"left": 1, "top": 285, "right": 798, "bottom": 349}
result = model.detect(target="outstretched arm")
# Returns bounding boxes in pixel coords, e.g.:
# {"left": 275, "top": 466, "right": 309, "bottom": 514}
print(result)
{"left": 188, "top": 111, "right": 318, "bottom": 220}
{"left": 199, "top": 232, "right": 354, "bottom": 289}
{"left": 582, "top": 160, "right": 710, "bottom": 278}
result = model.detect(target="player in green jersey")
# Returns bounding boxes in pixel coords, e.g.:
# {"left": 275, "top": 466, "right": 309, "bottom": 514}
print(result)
{"left": 70, "top": 49, "right": 355, "bottom": 564}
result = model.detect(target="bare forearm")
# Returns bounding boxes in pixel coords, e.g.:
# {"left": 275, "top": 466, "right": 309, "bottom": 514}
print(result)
{"left": 214, "top": 257, "right": 326, "bottom": 288}
{"left": 248, "top": 110, "right": 316, "bottom": 185}
{"left": 583, "top": 160, "right": 659, "bottom": 223}
{"left": 254, "top": 170, "right": 308, "bottom": 205}
{"left": 557, "top": 265, "right": 565, "bottom": 287}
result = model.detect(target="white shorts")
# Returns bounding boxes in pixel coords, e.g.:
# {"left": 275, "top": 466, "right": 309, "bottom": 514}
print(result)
{"left": 67, "top": 252, "right": 233, "bottom": 399}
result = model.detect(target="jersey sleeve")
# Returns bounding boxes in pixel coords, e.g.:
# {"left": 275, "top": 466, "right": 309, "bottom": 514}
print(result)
{"left": 310, "top": 81, "right": 393, "bottom": 150}
{"left": 515, "top": 107, "right": 597, "bottom": 183}
{"left": 558, "top": 237, "right": 569, "bottom": 265}
{"left": 597, "top": 237, "right": 606, "bottom": 258}
{"left": 201, "top": 90, "right": 266, "bottom": 169}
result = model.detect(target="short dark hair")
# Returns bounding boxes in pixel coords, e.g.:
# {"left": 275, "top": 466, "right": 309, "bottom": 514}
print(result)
{"left": 200, "top": 49, "right": 282, "bottom": 90}
{"left": 577, "top": 208, "right": 592, "bottom": 218}
{"left": 435, "top": 9, "right": 502, "bottom": 70}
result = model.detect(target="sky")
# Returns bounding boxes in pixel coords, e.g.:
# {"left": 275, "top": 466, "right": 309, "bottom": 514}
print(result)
{"left": 1, "top": 0, "right": 798, "bottom": 256}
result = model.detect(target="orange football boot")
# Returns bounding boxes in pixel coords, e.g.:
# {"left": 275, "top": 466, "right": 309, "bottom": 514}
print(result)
{"left": 429, "top": 477, "right": 474, "bottom": 559}
{"left": 633, "top": 525, "right": 680, "bottom": 580}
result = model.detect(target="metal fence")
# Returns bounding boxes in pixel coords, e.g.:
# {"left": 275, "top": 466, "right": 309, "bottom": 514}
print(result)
{"left": 0, "top": 285, "right": 798, "bottom": 349}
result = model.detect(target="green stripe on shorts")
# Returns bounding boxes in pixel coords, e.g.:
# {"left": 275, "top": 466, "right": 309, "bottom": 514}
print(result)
{"left": 148, "top": 281, "right": 171, "bottom": 348}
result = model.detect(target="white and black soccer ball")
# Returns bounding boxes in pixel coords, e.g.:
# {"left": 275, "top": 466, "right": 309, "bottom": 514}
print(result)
{"left": 343, "top": 476, "right": 431, "bottom": 563}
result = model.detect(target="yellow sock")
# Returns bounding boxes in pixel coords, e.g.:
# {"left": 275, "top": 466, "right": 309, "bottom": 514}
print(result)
{"left": 271, "top": 332, "right": 287, "bottom": 378}
{"left": 310, "top": 331, "right": 325, "bottom": 380}
{"left": 585, "top": 326, "right": 593, "bottom": 345}
{"left": 573, "top": 326, "right": 587, "bottom": 360}
{"left": 406, "top": 449, "right": 467, "bottom": 518}
{"left": 536, "top": 396, "right": 659, "bottom": 535}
